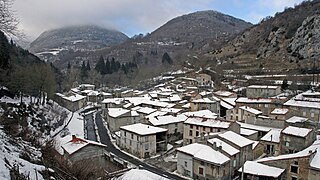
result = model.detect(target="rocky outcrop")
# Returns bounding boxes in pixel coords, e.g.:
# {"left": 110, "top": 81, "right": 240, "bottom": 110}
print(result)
{"left": 257, "top": 27, "right": 286, "bottom": 58}
{"left": 288, "top": 15, "right": 320, "bottom": 59}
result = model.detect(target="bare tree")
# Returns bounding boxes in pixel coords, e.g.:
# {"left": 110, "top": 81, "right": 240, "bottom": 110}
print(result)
{"left": 0, "top": 0, "right": 20, "bottom": 37}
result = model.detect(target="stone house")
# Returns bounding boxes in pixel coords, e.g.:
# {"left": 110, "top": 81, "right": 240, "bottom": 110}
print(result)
{"left": 118, "top": 123, "right": 167, "bottom": 158}
{"left": 176, "top": 143, "right": 230, "bottom": 180}
{"left": 280, "top": 126, "right": 315, "bottom": 154}
{"left": 239, "top": 161, "right": 285, "bottom": 180}
{"left": 183, "top": 117, "right": 239, "bottom": 145}
{"left": 217, "top": 131, "right": 255, "bottom": 172}
{"left": 260, "top": 129, "right": 282, "bottom": 156}
{"left": 61, "top": 135, "right": 107, "bottom": 165}
{"left": 226, "top": 106, "right": 262, "bottom": 122}
{"left": 207, "top": 138, "right": 240, "bottom": 177}
{"left": 257, "top": 145, "right": 320, "bottom": 180}
{"left": 148, "top": 114, "right": 187, "bottom": 142}
{"left": 235, "top": 97, "right": 277, "bottom": 115}
{"left": 196, "top": 73, "right": 213, "bottom": 88}
{"left": 55, "top": 93, "right": 86, "bottom": 112}
{"left": 105, "top": 108, "right": 140, "bottom": 132}
{"left": 269, "top": 108, "right": 291, "bottom": 121}
{"left": 246, "top": 85, "right": 281, "bottom": 98}
{"left": 190, "top": 97, "right": 220, "bottom": 116}
{"left": 284, "top": 91, "right": 320, "bottom": 122}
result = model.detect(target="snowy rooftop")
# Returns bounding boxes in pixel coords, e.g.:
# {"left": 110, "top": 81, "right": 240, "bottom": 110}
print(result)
{"left": 102, "top": 98, "right": 124, "bottom": 104}
{"left": 149, "top": 114, "right": 188, "bottom": 126}
{"left": 120, "top": 123, "right": 167, "bottom": 136}
{"left": 257, "top": 139, "right": 320, "bottom": 163}
{"left": 199, "top": 91, "right": 212, "bottom": 96}
{"left": 239, "top": 106, "right": 262, "bottom": 115}
{"left": 270, "top": 108, "right": 289, "bottom": 115}
{"left": 286, "top": 116, "right": 308, "bottom": 123}
{"left": 218, "top": 131, "right": 254, "bottom": 148}
{"left": 214, "top": 90, "right": 235, "bottom": 97}
{"left": 62, "top": 136, "right": 106, "bottom": 155}
{"left": 117, "top": 169, "right": 168, "bottom": 180}
{"left": 284, "top": 93, "right": 320, "bottom": 109}
{"left": 282, "top": 126, "right": 312, "bottom": 137}
{"left": 207, "top": 138, "right": 239, "bottom": 156}
{"left": 192, "top": 98, "right": 217, "bottom": 103}
{"left": 108, "top": 108, "right": 130, "bottom": 118}
{"left": 177, "top": 143, "right": 229, "bottom": 165}
{"left": 236, "top": 97, "right": 273, "bottom": 103}
{"left": 247, "top": 85, "right": 279, "bottom": 89}
{"left": 160, "top": 107, "right": 182, "bottom": 114}
{"left": 221, "top": 98, "right": 237, "bottom": 106}
{"left": 239, "top": 161, "right": 284, "bottom": 178}
{"left": 220, "top": 101, "right": 234, "bottom": 110}
{"left": 237, "top": 122, "right": 280, "bottom": 132}
{"left": 183, "top": 110, "right": 218, "bottom": 119}
{"left": 57, "top": 93, "right": 86, "bottom": 102}
{"left": 184, "top": 118, "right": 230, "bottom": 129}
{"left": 136, "top": 107, "right": 157, "bottom": 115}
{"left": 260, "top": 129, "right": 281, "bottom": 143}
{"left": 145, "top": 111, "right": 168, "bottom": 119}
{"left": 240, "top": 128, "right": 258, "bottom": 136}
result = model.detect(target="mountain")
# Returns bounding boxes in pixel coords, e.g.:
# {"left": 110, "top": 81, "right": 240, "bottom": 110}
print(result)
{"left": 206, "top": 0, "right": 320, "bottom": 79}
{"left": 147, "top": 10, "right": 252, "bottom": 49}
{"left": 88, "top": 10, "right": 252, "bottom": 85}
{"left": 29, "top": 25, "right": 129, "bottom": 53}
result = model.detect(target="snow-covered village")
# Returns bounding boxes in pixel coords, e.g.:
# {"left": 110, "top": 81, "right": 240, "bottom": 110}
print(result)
{"left": 2, "top": 0, "right": 320, "bottom": 179}
{"left": 2, "top": 66, "right": 320, "bottom": 179}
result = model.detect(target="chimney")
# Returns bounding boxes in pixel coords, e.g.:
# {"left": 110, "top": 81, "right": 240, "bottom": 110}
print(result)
{"left": 72, "top": 135, "right": 76, "bottom": 141}
{"left": 212, "top": 142, "right": 217, "bottom": 149}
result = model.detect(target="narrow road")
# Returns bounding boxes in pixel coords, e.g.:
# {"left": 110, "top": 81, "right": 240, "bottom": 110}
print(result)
{"left": 84, "top": 112, "right": 97, "bottom": 141}
{"left": 95, "top": 111, "right": 185, "bottom": 180}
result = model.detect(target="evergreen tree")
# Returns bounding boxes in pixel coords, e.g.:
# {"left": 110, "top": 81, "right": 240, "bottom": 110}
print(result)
{"left": 86, "top": 61, "right": 91, "bottom": 71}
{"left": 281, "top": 79, "right": 289, "bottom": 91}
{"left": 0, "top": 31, "right": 10, "bottom": 69}
{"left": 105, "top": 59, "right": 111, "bottom": 74}
{"left": 95, "top": 56, "right": 106, "bottom": 75}
{"left": 110, "top": 58, "right": 116, "bottom": 73}
{"left": 162, "top": 52, "right": 173, "bottom": 65}
{"left": 80, "top": 61, "right": 88, "bottom": 79}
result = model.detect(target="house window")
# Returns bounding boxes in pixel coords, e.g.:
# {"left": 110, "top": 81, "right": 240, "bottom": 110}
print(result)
{"left": 130, "top": 140, "right": 132, "bottom": 146}
{"left": 291, "top": 162, "right": 299, "bottom": 174}
{"left": 189, "top": 130, "right": 193, "bottom": 136}
{"left": 285, "top": 141, "right": 290, "bottom": 147}
{"left": 265, "top": 104, "right": 269, "bottom": 108}
{"left": 199, "top": 167, "right": 204, "bottom": 175}
{"left": 303, "top": 111, "right": 306, "bottom": 116}
{"left": 233, "top": 160, "right": 236, "bottom": 167}
{"left": 145, "top": 136, "right": 148, "bottom": 141}
{"left": 200, "top": 161, "right": 204, "bottom": 165}
{"left": 145, "top": 143, "right": 149, "bottom": 150}
{"left": 131, "top": 134, "right": 134, "bottom": 139}
{"left": 185, "top": 161, "right": 187, "bottom": 167}
{"left": 124, "top": 132, "right": 127, "bottom": 137}
{"left": 203, "top": 127, "right": 206, "bottom": 131}
{"left": 190, "top": 124, "right": 193, "bottom": 129}
{"left": 196, "top": 131, "right": 199, "bottom": 136}
{"left": 189, "top": 139, "right": 192, "bottom": 144}
{"left": 311, "top": 113, "right": 315, "bottom": 118}
{"left": 210, "top": 128, "right": 213, "bottom": 132}
{"left": 196, "top": 126, "right": 199, "bottom": 130}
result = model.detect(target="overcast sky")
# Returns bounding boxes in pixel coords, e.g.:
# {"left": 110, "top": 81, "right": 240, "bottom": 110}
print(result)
{"left": 13, "top": 0, "right": 304, "bottom": 41}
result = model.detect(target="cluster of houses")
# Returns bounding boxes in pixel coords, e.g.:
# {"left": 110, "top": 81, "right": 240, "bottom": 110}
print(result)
{"left": 54, "top": 72, "right": 320, "bottom": 179}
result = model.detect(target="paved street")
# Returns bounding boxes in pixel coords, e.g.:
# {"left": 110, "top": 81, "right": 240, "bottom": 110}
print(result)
{"left": 95, "top": 111, "right": 185, "bottom": 180}
{"left": 84, "top": 112, "right": 97, "bottom": 141}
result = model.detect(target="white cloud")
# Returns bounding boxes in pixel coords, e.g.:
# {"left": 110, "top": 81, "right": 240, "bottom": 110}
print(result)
{"left": 13, "top": 0, "right": 214, "bottom": 40}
